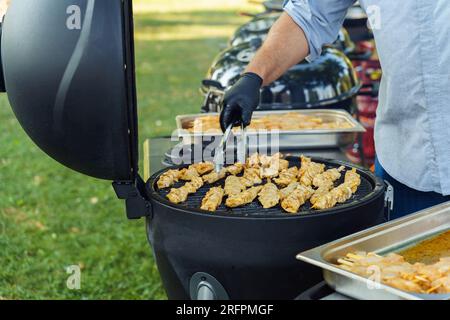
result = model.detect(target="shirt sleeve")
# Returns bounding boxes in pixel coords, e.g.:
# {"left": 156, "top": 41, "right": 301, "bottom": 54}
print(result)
{"left": 283, "top": 0, "right": 356, "bottom": 61}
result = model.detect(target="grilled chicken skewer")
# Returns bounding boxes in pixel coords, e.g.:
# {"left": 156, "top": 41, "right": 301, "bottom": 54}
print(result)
{"left": 157, "top": 169, "right": 181, "bottom": 189}
{"left": 281, "top": 184, "right": 314, "bottom": 214}
{"left": 312, "top": 166, "right": 345, "bottom": 188}
{"left": 202, "top": 163, "right": 244, "bottom": 184}
{"left": 298, "top": 155, "right": 325, "bottom": 186}
{"left": 240, "top": 167, "right": 263, "bottom": 187}
{"left": 200, "top": 187, "right": 225, "bottom": 212}
{"left": 258, "top": 179, "right": 280, "bottom": 209}
{"left": 166, "top": 176, "right": 204, "bottom": 204}
{"left": 179, "top": 162, "right": 215, "bottom": 181}
{"left": 260, "top": 153, "right": 289, "bottom": 179}
{"left": 226, "top": 186, "right": 263, "bottom": 208}
{"left": 274, "top": 166, "right": 299, "bottom": 187}
{"left": 312, "top": 169, "right": 361, "bottom": 210}
{"left": 224, "top": 176, "right": 245, "bottom": 197}
{"left": 310, "top": 166, "right": 345, "bottom": 205}
{"left": 279, "top": 182, "right": 300, "bottom": 200}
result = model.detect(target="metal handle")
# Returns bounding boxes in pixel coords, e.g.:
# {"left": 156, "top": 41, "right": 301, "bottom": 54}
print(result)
{"left": 384, "top": 180, "right": 394, "bottom": 221}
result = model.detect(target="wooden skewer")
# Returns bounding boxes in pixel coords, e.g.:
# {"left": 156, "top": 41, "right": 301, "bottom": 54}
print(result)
{"left": 347, "top": 253, "right": 364, "bottom": 261}
{"left": 426, "top": 283, "right": 442, "bottom": 294}
{"left": 338, "top": 259, "right": 354, "bottom": 267}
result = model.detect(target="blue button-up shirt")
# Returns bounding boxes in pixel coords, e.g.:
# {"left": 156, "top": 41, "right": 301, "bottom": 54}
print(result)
{"left": 284, "top": 0, "right": 450, "bottom": 195}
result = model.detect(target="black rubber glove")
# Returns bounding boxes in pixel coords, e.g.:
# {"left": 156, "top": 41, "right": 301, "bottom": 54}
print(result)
{"left": 220, "top": 72, "right": 263, "bottom": 132}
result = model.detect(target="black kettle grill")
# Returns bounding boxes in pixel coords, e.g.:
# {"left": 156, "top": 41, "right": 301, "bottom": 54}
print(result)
{"left": 1, "top": 0, "right": 389, "bottom": 300}
{"left": 201, "top": 40, "right": 361, "bottom": 114}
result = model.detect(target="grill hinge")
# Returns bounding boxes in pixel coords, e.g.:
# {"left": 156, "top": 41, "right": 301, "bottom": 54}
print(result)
{"left": 112, "top": 175, "right": 152, "bottom": 220}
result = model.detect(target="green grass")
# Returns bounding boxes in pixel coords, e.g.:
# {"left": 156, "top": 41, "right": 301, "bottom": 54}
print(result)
{"left": 0, "top": 0, "right": 255, "bottom": 299}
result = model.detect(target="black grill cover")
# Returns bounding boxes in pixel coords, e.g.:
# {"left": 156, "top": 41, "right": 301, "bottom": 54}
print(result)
{"left": 1, "top": 0, "right": 138, "bottom": 181}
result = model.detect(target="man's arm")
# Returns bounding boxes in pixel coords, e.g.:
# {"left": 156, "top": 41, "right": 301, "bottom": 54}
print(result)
{"left": 245, "top": 13, "right": 309, "bottom": 86}
{"left": 220, "top": 0, "right": 357, "bottom": 131}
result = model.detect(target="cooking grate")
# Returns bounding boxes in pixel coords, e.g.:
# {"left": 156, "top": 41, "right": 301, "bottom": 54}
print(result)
{"left": 152, "top": 157, "right": 375, "bottom": 217}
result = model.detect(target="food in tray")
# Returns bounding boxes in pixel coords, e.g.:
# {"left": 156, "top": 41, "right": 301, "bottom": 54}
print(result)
{"left": 166, "top": 176, "right": 203, "bottom": 204}
{"left": 398, "top": 230, "right": 450, "bottom": 265}
{"left": 226, "top": 186, "right": 263, "bottom": 208}
{"left": 159, "top": 153, "right": 361, "bottom": 213}
{"left": 200, "top": 187, "right": 225, "bottom": 212}
{"left": 157, "top": 169, "right": 181, "bottom": 189}
{"left": 336, "top": 251, "right": 450, "bottom": 294}
{"left": 258, "top": 180, "right": 281, "bottom": 209}
{"left": 185, "top": 113, "right": 354, "bottom": 133}
{"left": 312, "top": 169, "right": 361, "bottom": 210}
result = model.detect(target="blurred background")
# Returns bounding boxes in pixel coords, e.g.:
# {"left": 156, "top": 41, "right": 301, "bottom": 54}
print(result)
{"left": 0, "top": 0, "right": 258, "bottom": 299}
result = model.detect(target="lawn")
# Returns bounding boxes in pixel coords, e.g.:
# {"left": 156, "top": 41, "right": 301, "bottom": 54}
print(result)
{"left": 0, "top": 0, "right": 256, "bottom": 299}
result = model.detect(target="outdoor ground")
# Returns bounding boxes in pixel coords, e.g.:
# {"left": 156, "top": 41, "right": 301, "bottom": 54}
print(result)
{"left": 0, "top": 0, "right": 256, "bottom": 299}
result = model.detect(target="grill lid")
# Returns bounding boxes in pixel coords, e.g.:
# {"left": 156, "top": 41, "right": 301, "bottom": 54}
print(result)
{"left": 1, "top": 0, "right": 138, "bottom": 182}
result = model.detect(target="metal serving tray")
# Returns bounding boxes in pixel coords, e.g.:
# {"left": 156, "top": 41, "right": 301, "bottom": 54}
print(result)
{"left": 176, "top": 109, "right": 365, "bottom": 150}
{"left": 297, "top": 201, "right": 450, "bottom": 300}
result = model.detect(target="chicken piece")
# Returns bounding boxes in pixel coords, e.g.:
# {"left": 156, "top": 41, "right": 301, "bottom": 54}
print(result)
{"left": 298, "top": 155, "right": 325, "bottom": 186}
{"left": 344, "top": 168, "right": 361, "bottom": 192}
{"left": 279, "top": 182, "right": 300, "bottom": 200}
{"left": 200, "top": 187, "right": 224, "bottom": 212}
{"left": 226, "top": 163, "right": 244, "bottom": 176}
{"left": 246, "top": 153, "right": 288, "bottom": 171}
{"left": 225, "top": 186, "right": 263, "bottom": 208}
{"left": 313, "top": 166, "right": 345, "bottom": 188}
{"left": 184, "top": 176, "right": 203, "bottom": 192}
{"left": 258, "top": 180, "right": 280, "bottom": 209}
{"left": 179, "top": 167, "right": 199, "bottom": 181}
{"left": 166, "top": 177, "right": 203, "bottom": 204}
{"left": 384, "top": 278, "right": 425, "bottom": 294}
{"left": 274, "top": 167, "right": 299, "bottom": 187}
{"left": 281, "top": 184, "right": 314, "bottom": 214}
{"left": 224, "top": 176, "right": 245, "bottom": 197}
{"left": 166, "top": 187, "right": 189, "bottom": 204}
{"left": 202, "top": 168, "right": 228, "bottom": 184}
{"left": 246, "top": 153, "right": 261, "bottom": 168}
{"left": 192, "top": 162, "right": 214, "bottom": 175}
{"left": 240, "top": 167, "right": 262, "bottom": 187}
{"left": 310, "top": 180, "right": 334, "bottom": 205}
{"left": 260, "top": 153, "right": 289, "bottom": 179}
{"left": 157, "top": 169, "right": 181, "bottom": 189}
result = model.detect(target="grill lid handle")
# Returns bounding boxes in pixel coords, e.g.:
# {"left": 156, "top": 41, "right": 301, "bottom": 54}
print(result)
{"left": 1, "top": 0, "right": 139, "bottom": 182}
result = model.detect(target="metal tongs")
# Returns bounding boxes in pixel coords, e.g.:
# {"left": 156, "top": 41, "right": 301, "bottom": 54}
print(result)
{"left": 214, "top": 123, "right": 247, "bottom": 172}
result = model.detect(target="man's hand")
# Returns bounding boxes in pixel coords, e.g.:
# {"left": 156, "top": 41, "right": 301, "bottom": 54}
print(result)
{"left": 219, "top": 72, "right": 262, "bottom": 132}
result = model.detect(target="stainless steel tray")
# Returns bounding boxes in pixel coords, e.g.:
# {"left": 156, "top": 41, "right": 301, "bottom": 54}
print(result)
{"left": 297, "top": 201, "right": 450, "bottom": 300}
{"left": 176, "top": 109, "right": 366, "bottom": 150}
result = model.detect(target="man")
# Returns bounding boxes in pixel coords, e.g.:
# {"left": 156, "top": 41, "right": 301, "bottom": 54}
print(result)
{"left": 220, "top": 0, "right": 450, "bottom": 219}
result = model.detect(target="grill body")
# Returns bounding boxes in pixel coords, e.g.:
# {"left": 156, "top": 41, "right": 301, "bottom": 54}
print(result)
{"left": 145, "top": 159, "right": 386, "bottom": 299}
